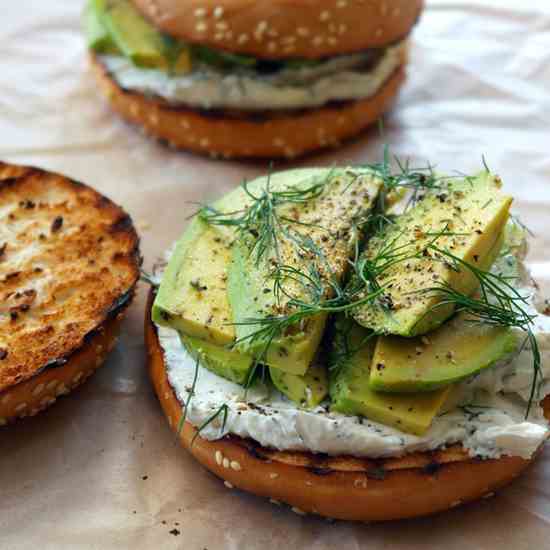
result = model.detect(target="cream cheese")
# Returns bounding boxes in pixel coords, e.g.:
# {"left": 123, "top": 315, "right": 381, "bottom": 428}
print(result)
{"left": 100, "top": 42, "right": 405, "bottom": 111}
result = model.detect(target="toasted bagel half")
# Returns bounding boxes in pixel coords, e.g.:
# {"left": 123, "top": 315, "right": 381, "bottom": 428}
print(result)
{"left": 0, "top": 162, "right": 140, "bottom": 425}
{"left": 145, "top": 289, "right": 549, "bottom": 522}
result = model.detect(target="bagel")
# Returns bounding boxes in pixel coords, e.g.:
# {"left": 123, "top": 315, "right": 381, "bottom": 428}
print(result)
{"left": 132, "top": 0, "right": 424, "bottom": 60}
{"left": 85, "top": 0, "right": 421, "bottom": 158}
{"left": 0, "top": 162, "right": 140, "bottom": 425}
{"left": 145, "top": 289, "right": 549, "bottom": 522}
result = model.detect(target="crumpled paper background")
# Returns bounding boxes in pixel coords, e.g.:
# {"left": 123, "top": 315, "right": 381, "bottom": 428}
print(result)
{"left": 1, "top": 1, "right": 550, "bottom": 548}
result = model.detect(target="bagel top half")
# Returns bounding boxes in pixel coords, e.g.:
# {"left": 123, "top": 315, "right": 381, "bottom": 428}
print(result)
{"left": 0, "top": 162, "right": 140, "bottom": 424}
{"left": 133, "top": 0, "right": 424, "bottom": 59}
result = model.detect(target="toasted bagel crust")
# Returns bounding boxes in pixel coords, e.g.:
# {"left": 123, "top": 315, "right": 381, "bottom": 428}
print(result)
{"left": 0, "top": 162, "right": 140, "bottom": 424}
{"left": 132, "top": 0, "right": 423, "bottom": 59}
{"left": 91, "top": 53, "right": 405, "bottom": 159}
{"left": 145, "top": 290, "right": 548, "bottom": 521}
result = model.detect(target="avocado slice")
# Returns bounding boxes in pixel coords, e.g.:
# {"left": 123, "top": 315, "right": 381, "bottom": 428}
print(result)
{"left": 369, "top": 227, "right": 521, "bottom": 393}
{"left": 181, "top": 335, "right": 253, "bottom": 385}
{"left": 228, "top": 169, "right": 382, "bottom": 375}
{"left": 351, "top": 172, "right": 513, "bottom": 337}
{"left": 329, "top": 317, "right": 451, "bottom": 435}
{"left": 99, "top": 0, "right": 175, "bottom": 69}
{"left": 369, "top": 314, "right": 519, "bottom": 393}
{"left": 270, "top": 362, "right": 328, "bottom": 408}
{"left": 84, "top": 0, "right": 118, "bottom": 53}
{"left": 153, "top": 169, "right": 339, "bottom": 348}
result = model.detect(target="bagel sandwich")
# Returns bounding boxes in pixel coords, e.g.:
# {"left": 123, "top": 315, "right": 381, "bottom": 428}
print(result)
{"left": 0, "top": 162, "right": 140, "bottom": 425}
{"left": 145, "top": 164, "right": 550, "bottom": 521}
{"left": 85, "top": 0, "right": 422, "bottom": 159}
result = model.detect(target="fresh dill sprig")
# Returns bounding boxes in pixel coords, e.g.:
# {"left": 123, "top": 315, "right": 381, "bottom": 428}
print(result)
{"left": 140, "top": 269, "right": 159, "bottom": 288}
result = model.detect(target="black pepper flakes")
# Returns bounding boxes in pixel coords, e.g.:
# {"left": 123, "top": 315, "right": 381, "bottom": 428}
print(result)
{"left": 51, "top": 216, "right": 64, "bottom": 233}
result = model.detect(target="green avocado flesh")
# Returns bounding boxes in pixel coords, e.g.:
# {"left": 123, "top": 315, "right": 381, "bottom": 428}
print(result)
{"left": 84, "top": 0, "right": 117, "bottom": 53}
{"left": 329, "top": 317, "right": 451, "bottom": 435}
{"left": 153, "top": 168, "right": 329, "bottom": 347}
{"left": 351, "top": 172, "right": 513, "bottom": 337}
{"left": 181, "top": 335, "right": 253, "bottom": 385}
{"left": 270, "top": 362, "right": 328, "bottom": 408}
{"left": 369, "top": 314, "right": 519, "bottom": 393}
{"left": 228, "top": 169, "right": 382, "bottom": 375}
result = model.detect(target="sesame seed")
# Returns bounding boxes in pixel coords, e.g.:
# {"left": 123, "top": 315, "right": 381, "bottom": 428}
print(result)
{"left": 214, "top": 33, "right": 224, "bottom": 41}
{"left": 375, "top": 28, "right": 383, "bottom": 38}
{"left": 336, "top": 0, "right": 347, "bottom": 7}
{"left": 222, "top": 458, "right": 230, "bottom": 469}
{"left": 196, "top": 22, "right": 208, "bottom": 33}
{"left": 305, "top": 481, "right": 313, "bottom": 486}
{"left": 281, "top": 36, "right": 296, "bottom": 45}
{"left": 215, "top": 451, "right": 223, "bottom": 465}
{"left": 328, "top": 36, "right": 338, "bottom": 45}
{"left": 224, "top": 481, "right": 233, "bottom": 489}
{"left": 237, "top": 33, "right": 249, "bottom": 44}
{"left": 56, "top": 383, "right": 69, "bottom": 396}
{"left": 269, "top": 473, "right": 279, "bottom": 479}
{"left": 215, "top": 21, "right": 228, "bottom": 30}
{"left": 312, "top": 36, "right": 325, "bottom": 47}
{"left": 32, "top": 383, "right": 45, "bottom": 397}
{"left": 213, "top": 6, "right": 224, "bottom": 18}
{"left": 40, "top": 396, "right": 56, "bottom": 407}
{"left": 163, "top": 392, "right": 170, "bottom": 400}
{"left": 291, "top": 507, "right": 306, "bottom": 516}
{"left": 338, "top": 24, "right": 348, "bottom": 35}
{"left": 297, "top": 27, "right": 310, "bottom": 37}
{"left": 194, "top": 7, "right": 207, "bottom": 17}
{"left": 269, "top": 498, "right": 281, "bottom": 506}
{"left": 199, "top": 138, "right": 211, "bottom": 147}
{"left": 319, "top": 10, "right": 331, "bottom": 21}
{"left": 230, "top": 460, "right": 242, "bottom": 471}
{"left": 273, "top": 137, "right": 285, "bottom": 147}
{"left": 267, "top": 41, "right": 278, "bottom": 52}
{"left": 149, "top": 113, "right": 159, "bottom": 125}
{"left": 256, "top": 21, "right": 268, "bottom": 34}
{"left": 180, "top": 119, "right": 190, "bottom": 129}
{"left": 392, "top": 7, "right": 401, "bottom": 16}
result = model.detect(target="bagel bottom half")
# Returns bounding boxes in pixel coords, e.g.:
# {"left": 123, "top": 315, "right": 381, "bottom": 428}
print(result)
{"left": 145, "top": 292, "right": 549, "bottom": 521}
{"left": 91, "top": 53, "right": 405, "bottom": 160}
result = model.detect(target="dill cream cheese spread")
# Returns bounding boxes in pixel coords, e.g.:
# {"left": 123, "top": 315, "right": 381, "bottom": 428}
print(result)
{"left": 155, "top": 255, "right": 550, "bottom": 461}
{"left": 100, "top": 42, "right": 405, "bottom": 111}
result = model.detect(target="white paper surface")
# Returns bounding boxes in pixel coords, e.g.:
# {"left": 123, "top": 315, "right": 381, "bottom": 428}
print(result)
{"left": 1, "top": 1, "right": 550, "bottom": 548}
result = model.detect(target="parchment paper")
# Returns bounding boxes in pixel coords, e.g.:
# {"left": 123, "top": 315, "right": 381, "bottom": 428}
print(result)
{"left": 1, "top": 1, "right": 550, "bottom": 548}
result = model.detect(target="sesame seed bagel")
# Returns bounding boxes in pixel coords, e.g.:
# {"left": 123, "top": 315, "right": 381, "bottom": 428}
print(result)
{"left": 132, "top": 0, "right": 424, "bottom": 59}
{"left": 145, "top": 290, "right": 549, "bottom": 522}
{"left": 0, "top": 162, "right": 140, "bottom": 426}
{"left": 91, "top": 52, "right": 406, "bottom": 159}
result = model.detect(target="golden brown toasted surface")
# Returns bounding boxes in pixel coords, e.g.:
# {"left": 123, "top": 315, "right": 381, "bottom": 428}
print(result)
{"left": 0, "top": 162, "right": 140, "bottom": 393}
{"left": 132, "top": 0, "right": 423, "bottom": 59}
